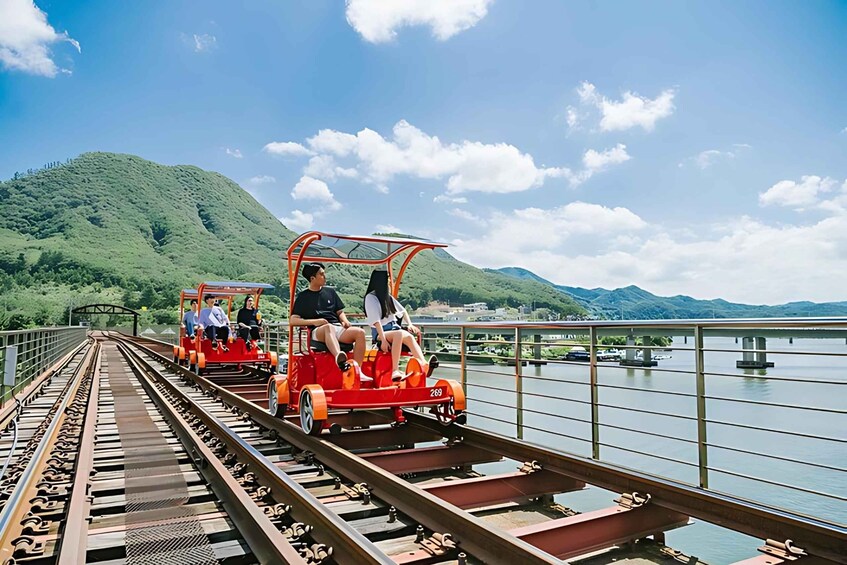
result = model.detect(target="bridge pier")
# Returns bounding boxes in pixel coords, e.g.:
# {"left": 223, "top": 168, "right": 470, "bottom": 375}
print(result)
{"left": 528, "top": 334, "right": 546, "bottom": 366}
{"left": 736, "top": 337, "right": 774, "bottom": 369}
{"left": 619, "top": 335, "right": 658, "bottom": 367}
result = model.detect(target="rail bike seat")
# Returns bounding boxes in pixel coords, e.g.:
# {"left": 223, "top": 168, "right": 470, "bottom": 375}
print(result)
{"left": 311, "top": 340, "right": 354, "bottom": 353}
{"left": 296, "top": 326, "right": 354, "bottom": 353}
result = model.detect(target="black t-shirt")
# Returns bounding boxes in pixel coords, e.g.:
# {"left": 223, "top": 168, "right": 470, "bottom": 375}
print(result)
{"left": 237, "top": 308, "right": 259, "bottom": 326}
{"left": 292, "top": 287, "right": 345, "bottom": 325}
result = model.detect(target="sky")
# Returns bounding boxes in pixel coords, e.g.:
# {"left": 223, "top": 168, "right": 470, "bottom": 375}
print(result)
{"left": 1, "top": 0, "right": 846, "bottom": 305}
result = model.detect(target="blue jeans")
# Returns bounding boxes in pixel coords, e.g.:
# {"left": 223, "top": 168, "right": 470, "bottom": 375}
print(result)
{"left": 372, "top": 321, "right": 401, "bottom": 342}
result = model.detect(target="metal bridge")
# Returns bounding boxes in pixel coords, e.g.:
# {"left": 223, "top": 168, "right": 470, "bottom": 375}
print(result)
{"left": 0, "top": 319, "right": 844, "bottom": 564}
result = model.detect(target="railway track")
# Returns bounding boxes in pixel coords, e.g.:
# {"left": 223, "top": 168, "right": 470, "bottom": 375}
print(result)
{"left": 116, "top": 334, "right": 847, "bottom": 564}
{"left": 1, "top": 332, "right": 844, "bottom": 564}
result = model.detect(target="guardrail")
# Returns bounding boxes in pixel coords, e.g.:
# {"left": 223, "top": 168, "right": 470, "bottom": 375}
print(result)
{"left": 414, "top": 318, "right": 847, "bottom": 528}
{"left": 129, "top": 318, "right": 846, "bottom": 526}
{"left": 0, "top": 326, "right": 88, "bottom": 407}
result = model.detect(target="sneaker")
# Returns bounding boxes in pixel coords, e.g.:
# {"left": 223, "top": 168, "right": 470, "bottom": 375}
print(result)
{"left": 426, "top": 355, "right": 439, "bottom": 377}
{"left": 336, "top": 352, "right": 349, "bottom": 371}
{"left": 391, "top": 370, "right": 405, "bottom": 382}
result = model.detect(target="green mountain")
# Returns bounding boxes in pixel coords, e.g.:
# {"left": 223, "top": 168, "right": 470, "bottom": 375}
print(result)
{"left": 0, "top": 152, "right": 584, "bottom": 328}
{"left": 493, "top": 266, "right": 847, "bottom": 319}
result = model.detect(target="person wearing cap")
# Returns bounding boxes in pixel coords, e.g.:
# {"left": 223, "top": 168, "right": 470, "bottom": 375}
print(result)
{"left": 290, "top": 262, "right": 365, "bottom": 370}
{"left": 198, "top": 295, "right": 231, "bottom": 352}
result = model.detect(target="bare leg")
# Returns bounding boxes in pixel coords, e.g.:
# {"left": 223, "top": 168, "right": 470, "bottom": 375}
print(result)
{"left": 389, "top": 332, "right": 403, "bottom": 372}
{"left": 339, "top": 327, "right": 366, "bottom": 366}
{"left": 401, "top": 332, "right": 425, "bottom": 363}
{"left": 314, "top": 324, "right": 341, "bottom": 357}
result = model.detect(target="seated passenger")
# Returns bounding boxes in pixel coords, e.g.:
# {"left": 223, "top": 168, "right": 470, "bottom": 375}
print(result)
{"left": 237, "top": 296, "right": 262, "bottom": 351}
{"left": 198, "top": 295, "right": 230, "bottom": 352}
{"left": 290, "top": 262, "right": 365, "bottom": 370}
{"left": 182, "top": 299, "right": 198, "bottom": 338}
{"left": 364, "top": 270, "right": 436, "bottom": 381}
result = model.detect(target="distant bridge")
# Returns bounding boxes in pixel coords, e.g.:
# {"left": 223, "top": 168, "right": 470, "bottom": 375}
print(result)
{"left": 71, "top": 304, "right": 139, "bottom": 336}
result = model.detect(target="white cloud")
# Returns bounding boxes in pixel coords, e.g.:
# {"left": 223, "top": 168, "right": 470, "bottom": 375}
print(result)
{"left": 452, "top": 202, "right": 647, "bottom": 262}
{"left": 297, "top": 120, "right": 627, "bottom": 195}
{"left": 841, "top": 127, "right": 847, "bottom": 134}
{"left": 448, "top": 208, "right": 486, "bottom": 225}
{"left": 345, "top": 0, "right": 493, "bottom": 43}
{"left": 0, "top": 0, "right": 80, "bottom": 77}
{"left": 193, "top": 33, "right": 216, "bottom": 52}
{"left": 693, "top": 149, "right": 730, "bottom": 169}
{"left": 574, "top": 81, "right": 675, "bottom": 132}
{"left": 582, "top": 143, "right": 631, "bottom": 172}
{"left": 303, "top": 155, "right": 358, "bottom": 181}
{"left": 291, "top": 176, "right": 341, "bottom": 211}
{"left": 434, "top": 194, "right": 468, "bottom": 204}
{"left": 376, "top": 224, "right": 403, "bottom": 233}
{"left": 450, "top": 204, "right": 847, "bottom": 304}
{"left": 249, "top": 175, "right": 276, "bottom": 185}
{"left": 679, "top": 144, "right": 751, "bottom": 169}
{"left": 279, "top": 210, "right": 314, "bottom": 232}
{"left": 225, "top": 148, "right": 243, "bottom": 159}
{"left": 566, "top": 106, "right": 579, "bottom": 129}
{"left": 263, "top": 141, "right": 315, "bottom": 157}
{"left": 759, "top": 175, "right": 837, "bottom": 210}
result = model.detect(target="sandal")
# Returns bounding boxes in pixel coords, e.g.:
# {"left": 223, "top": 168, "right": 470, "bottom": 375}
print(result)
{"left": 426, "top": 355, "right": 439, "bottom": 377}
{"left": 336, "top": 352, "right": 350, "bottom": 371}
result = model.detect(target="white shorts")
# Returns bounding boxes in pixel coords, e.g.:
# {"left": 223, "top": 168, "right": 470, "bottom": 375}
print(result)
{"left": 312, "top": 323, "right": 345, "bottom": 342}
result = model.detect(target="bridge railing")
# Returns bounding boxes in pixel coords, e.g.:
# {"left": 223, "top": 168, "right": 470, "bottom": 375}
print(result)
{"left": 0, "top": 326, "right": 88, "bottom": 407}
{"left": 416, "top": 318, "right": 847, "bottom": 527}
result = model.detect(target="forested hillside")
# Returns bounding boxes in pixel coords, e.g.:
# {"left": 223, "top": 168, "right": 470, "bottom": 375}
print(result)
{"left": 0, "top": 153, "right": 584, "bottom": 329}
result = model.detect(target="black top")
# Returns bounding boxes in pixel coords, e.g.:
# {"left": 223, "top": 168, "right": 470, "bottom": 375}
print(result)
{"left": 237, "top": 307, "right": 260, "bottom": 327}
{"left": 292, "top": 287, "right": 344, "bottom": 325}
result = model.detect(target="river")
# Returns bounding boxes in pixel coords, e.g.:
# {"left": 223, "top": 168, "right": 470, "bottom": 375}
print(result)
{"left": 432, "top": 336, "right": 846, "bottom": 564}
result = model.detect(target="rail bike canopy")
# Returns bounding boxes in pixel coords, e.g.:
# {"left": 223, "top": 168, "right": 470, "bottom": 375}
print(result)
{"left": 286, "top": 232, "right": 447, "bottom": 302}
{"left": 179, "top": 282, "right": 274, "bottom": 328}
{"left": 180, "top": 281, "right": 274, "bottom": 304}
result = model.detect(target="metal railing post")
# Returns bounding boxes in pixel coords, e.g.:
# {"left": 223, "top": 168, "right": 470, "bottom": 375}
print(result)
{"left": 459, "top": 327, "right": 467, "bottom": 393}
{"left": 694, "top": 325, "right": 709, "bottom": 488}
{"left": 515, "top": 328, "right": 523, "bottom": 440}
{"left": 589, "top": 326, "right": 600, "bottom": 460}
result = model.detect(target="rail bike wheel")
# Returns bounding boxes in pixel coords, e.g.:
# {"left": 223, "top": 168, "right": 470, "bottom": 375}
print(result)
{"left": 299, "top": 385, "right": 327, "bottom": 436}
{"left": 268, "top": 375, "right": 289, "bottom": 418}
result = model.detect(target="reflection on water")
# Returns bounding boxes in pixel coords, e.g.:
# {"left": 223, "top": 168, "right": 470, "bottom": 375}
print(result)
{"left": 443, "top": 336, "right": 846, "bottom": 564}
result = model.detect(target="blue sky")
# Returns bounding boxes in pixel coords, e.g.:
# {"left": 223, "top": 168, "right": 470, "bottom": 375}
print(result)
{"left": 1, "top": 0, "right": 846, "bottom": 304}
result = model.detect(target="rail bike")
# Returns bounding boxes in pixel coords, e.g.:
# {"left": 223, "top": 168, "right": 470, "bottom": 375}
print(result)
{"left": 267, "top": 232, "right": 466, "bottom": 435}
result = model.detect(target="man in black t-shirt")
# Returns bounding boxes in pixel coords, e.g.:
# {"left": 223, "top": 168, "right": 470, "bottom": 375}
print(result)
{"left": 291, "top": 262, "right": 366, "bottom": 370}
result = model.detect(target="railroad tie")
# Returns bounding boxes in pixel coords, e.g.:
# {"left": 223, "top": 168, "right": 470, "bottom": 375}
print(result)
{"left": 106, "top": 348, "right": 218, "bottom": 564}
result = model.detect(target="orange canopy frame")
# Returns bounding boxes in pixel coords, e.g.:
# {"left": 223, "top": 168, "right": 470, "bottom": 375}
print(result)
{"left": 286, "top": 231, "right": 447, "bottom": 351}
{"left": 287, "top": 232, "right": 447, "bottom": 302}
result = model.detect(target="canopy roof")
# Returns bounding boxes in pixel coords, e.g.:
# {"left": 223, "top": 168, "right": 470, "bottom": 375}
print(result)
{"left": 202, "top": 281, "right": 274, "bottom": 289}
{"left": 182, "top": 282, "right": 273, "bottom": 299}
{"left": 288, "top": 232, "right": 446, "bottom": 264}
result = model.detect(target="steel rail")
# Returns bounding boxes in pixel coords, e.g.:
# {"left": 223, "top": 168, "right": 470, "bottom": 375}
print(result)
{"left": 404, "top": 410, "right": 847, "bottom": 563}
{"left": 118, "top": 342, "right": 394, "bottom": 565}
{"left": 0, "top": 341, "right": 96, "bottom": 561}
{"left": 116, "top": 343, "right": 310, "bottom": 565}
{"left": 56, "top": 342, "right": 102, "bottom": 565}
{"left": 121, "top": 337, "right": 564, "bottom": 565}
